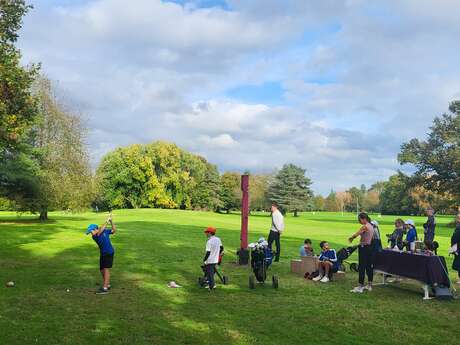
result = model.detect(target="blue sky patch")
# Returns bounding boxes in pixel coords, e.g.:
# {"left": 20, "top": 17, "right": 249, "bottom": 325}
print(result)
{"left": 226, "top": 81, "right": 285, "bottom": 105}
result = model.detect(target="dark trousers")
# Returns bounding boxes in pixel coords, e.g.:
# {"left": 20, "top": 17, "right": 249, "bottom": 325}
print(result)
{"left": 268, "top": 230, "right": 280, "bottom": 261}
{"left": 205, "top": 264, "right": 216, "bottom": 289}
{"left": 425, "top": 230, "right": 435, "bottom": 242}
{"left": 358, "top": 244, "right": 373, "bottom": 285}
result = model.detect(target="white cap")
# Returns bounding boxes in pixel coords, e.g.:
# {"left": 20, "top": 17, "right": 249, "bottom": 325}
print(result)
{"left": 405, "top": 219, "right": 415, "bottom": 226}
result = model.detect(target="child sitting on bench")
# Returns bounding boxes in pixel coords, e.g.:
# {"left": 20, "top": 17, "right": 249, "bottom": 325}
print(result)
{"left": 312, "top": 241, "right": 338, "bottom": 283}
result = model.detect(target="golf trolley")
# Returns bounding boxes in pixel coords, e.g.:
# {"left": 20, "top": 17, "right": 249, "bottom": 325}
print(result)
{"left": 198, "top": 254, "right": 229, "bottom": 288}
{"left": 248, "top": 240, "right": 279, "bottom": 289}
{"left": 337, "top": 245, "right": 359, "bottom": 272}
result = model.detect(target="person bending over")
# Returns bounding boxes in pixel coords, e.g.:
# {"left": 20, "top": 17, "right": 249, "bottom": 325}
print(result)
{"left": 349, "top": 212, "right": 375, "bottom": 293}
{"left": 312, "top": 241, "right": 338, "bottom": 283}
{"left": 86, "top": 214, "right": 116, "bottom": 295}
{"left": 300, "top": 238, "right": 314, "bottom": 257}
{"left": 203, "top": 227, "right": 223, "bottom": 291}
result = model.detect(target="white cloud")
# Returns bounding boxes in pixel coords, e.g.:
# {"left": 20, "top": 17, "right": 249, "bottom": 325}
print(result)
{"left": 198, "top": 133, "right": 238, "bottom": 148}
{"left": 17, "top": 0, "right": 460, "bottom": 194}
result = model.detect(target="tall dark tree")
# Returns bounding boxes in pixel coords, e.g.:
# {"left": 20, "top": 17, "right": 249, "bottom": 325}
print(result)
{"left": 0, "top": 0, "right": 39, "bottom": 153}
{"left": 379, "top": 173, "right": 416, "bottom": 215}
{"left": 268, "top": 163, "right": 313, "bottom": 217}
{"left": 399, "top": 101, "right": 460, "bottom": 205}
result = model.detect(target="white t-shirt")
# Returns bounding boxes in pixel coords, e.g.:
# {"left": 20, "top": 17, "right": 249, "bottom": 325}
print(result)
{"left": 205, "top": 236, "right": 222, "bottom": 264}
{"left": 271, "top": 209, "right": 285, "bottom": 233}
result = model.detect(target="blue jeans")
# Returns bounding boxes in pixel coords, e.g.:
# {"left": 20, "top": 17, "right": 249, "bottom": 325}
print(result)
{"left": 205, "top": 264, "right": 216, "bottom": 289}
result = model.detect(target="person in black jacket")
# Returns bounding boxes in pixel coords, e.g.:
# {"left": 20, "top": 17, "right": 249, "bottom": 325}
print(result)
{"left": 423, "top": 207, "right": 436, "bottom": 242}
{"left": 451, "top": 213, "right": 460, "bottom": 284}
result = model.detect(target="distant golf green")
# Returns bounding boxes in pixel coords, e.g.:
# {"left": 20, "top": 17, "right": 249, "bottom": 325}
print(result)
{"left": 1, "top": 209, "right": 459, "bottom": 345}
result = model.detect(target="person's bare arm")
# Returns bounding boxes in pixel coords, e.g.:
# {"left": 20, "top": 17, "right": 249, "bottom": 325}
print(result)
{"left": 349, "top": 225, "right": 368, "bottom": 243}
{"left": 96, "top": 220, "right": 108, "bottom": 236}
{"left": 110, "top": 219, "right": 116, "bottom": 234}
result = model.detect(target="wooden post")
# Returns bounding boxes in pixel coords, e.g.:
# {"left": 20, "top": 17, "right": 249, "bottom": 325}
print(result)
{"left": 238, "top": 174, "right": 250, "bottom": 264}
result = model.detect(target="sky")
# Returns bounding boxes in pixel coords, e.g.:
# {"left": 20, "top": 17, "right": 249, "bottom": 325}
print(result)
{"left": 17, "top": 0, "right": 460, "bottom": 195}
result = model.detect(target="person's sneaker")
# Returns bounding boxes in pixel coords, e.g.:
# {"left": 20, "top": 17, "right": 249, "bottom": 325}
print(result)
{"left": 364, "top": 284, "right": 372, "bottom": 291}
{"left": 96, "top": 287, "right": 109, "bottom": 295}
{"left": 320, "top": 276, "right": 330, "bottom": 283}
{"left": 312, "top": 275, "right": 323, "bottom": 282}
{"left": 350, "top": 286, "right": 365, "bottom": 293}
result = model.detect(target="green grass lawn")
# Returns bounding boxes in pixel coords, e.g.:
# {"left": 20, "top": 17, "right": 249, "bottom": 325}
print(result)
{"left": 1, "top": 209, "right": 459, "bottom": 345}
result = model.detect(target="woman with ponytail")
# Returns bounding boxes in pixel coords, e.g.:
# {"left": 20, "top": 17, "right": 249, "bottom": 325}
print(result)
{"left": 348, "top": 212, "right": 375, "bottom": 293}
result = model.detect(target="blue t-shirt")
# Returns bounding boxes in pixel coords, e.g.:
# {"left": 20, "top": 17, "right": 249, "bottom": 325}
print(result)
{"left": 92, "top": 229, "right": 114, "bottom": 255}
{"left": 319, "top": 249, "right": 338, "bottom": 270}
{"left": 406, "top": 227, "right": 418, "bottom": 243}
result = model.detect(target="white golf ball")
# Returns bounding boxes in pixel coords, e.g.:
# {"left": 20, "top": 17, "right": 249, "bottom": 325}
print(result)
{"left": 66, "top": 289, "right": 70, "bottom": 292}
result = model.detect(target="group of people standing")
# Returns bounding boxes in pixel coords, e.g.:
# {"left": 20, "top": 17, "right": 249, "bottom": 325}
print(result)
{"left": 84, "top": 203, "right": 460, "bottom": 294}
{"left": 387, "top": 208, "right": 437, "bottom": 253}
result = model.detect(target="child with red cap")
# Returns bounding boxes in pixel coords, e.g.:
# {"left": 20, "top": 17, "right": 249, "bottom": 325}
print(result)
{"left": 203, "top": 227, "right": 224, "bottom": 291}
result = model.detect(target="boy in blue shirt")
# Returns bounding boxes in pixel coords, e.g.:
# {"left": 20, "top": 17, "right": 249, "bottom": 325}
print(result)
{"left": 312, "top": 241, "right": 338, "bottom": 283}
{"left": 86, "top": 215, "right": 116, "bottom": 294}
{"left": 404, "top": 219, "right": 418, "bottom": 252}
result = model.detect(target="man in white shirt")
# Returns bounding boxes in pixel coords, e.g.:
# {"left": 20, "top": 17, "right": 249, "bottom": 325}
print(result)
{"left": 268, "top": 203, "right": 284, "bottom": 262}
{"left": 203, "top": 227, "right": 223, "bottom": 290}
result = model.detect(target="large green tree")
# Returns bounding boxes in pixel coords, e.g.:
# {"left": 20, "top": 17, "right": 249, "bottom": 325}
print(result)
{"left": 96, "top": 141, "right": 221, "bottom": 211}
{"left": 0, "top": 0, "right": 39, "bottom": 153}
{"left": 268, "top": 163, "right": 313, "bottom": 216}
{"left": 219, "top": 172, "right": 240, "bottom": 213}
{"left": 399, "top": 101, "right": 460, "bottom": 206}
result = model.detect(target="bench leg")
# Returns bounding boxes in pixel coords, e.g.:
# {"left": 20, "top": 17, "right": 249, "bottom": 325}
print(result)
{"left": 423, "top": 285, "right": 432, "bottom": 300}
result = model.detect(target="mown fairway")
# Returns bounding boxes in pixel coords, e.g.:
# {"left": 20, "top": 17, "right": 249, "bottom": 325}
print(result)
{"left": 1, "top": 209, "right": 459, "bottom": 345}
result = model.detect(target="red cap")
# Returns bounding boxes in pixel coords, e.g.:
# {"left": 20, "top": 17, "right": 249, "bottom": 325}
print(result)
{"left": 204, "top": 227, "right": 216, "bottom": 235}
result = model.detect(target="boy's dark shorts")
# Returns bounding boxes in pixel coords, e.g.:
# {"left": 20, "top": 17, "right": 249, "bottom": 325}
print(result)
{"left": 100, "top": 253, "right": 114, "bottom": 270}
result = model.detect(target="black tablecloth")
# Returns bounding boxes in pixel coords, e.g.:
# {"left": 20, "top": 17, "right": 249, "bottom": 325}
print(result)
{"left": 374, "top": 250, "right": 450, "bottom": 287}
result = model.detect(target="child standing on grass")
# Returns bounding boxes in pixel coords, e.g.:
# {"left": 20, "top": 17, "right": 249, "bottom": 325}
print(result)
{"left": 86, "top": 214, "right": 116, "bottom": 295}
{"left": 404, "top": 219, "right": 418, "bottom": 252}
{"left": 203, "top": 227, "right": 223, "bottom": 291}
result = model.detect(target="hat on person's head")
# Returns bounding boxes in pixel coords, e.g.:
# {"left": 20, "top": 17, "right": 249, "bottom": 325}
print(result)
{"left": 405, "top": 219, "right": 415, "bottom": 227}
{"left": 86, "top": 224, "right": 98, "bottom": 235}
{"left": 204, "top": 227, "right": 217, "bottom": 235}
{"left": 371, "top": 220, "right": 379, "bottom": 227}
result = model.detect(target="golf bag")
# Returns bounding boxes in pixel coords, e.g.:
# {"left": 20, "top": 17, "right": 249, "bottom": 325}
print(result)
{"left": 248, "top": 240, "right": 278, "bottom": 289}
{"left": 251, "top": 246, "right": 273, "bottom": 282}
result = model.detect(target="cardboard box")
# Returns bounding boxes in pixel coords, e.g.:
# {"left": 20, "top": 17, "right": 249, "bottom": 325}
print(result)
{"left": 290, "top": 259, "right": 302, "bottom": 274}
{"left": 301, "top": 256, "right": 318, "bottom": 274}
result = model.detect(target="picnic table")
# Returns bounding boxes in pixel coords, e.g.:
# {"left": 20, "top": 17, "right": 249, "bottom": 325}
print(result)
{"left": 373, "top": 249, "right": 450, "bottom": 299}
